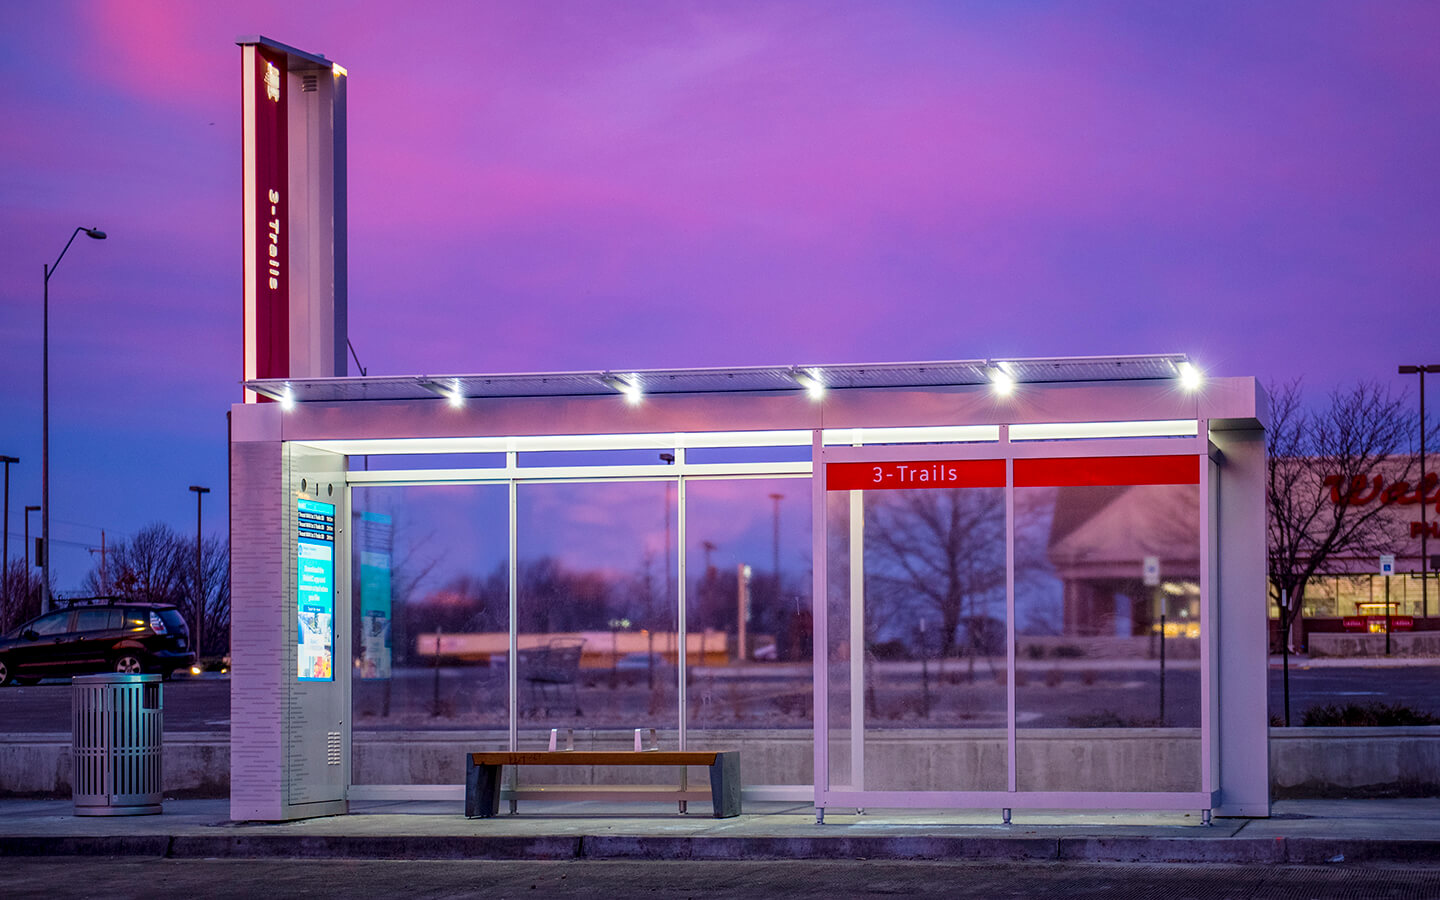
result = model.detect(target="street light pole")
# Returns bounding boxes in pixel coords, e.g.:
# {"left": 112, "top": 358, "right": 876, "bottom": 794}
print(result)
{"left": 42, "top": 226, "right": 106, "bottom": 612}
{"left": 0, "top": 455, "right": 16, "bottom": 610}
{"left": 189, "top": 485, "right": 210, "bottom": 662}
{"left": 1399, "top": 364, "right": 1439, "bottom": 619}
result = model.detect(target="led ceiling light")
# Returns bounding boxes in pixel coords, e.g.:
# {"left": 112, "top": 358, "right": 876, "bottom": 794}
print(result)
{"left": 789, "top": 367, "right": 826, "bottom": 400}
{"left": 1178, "top": 361, "right": 1202, "bottom": 391}
{"left": 418, "top": 378, "right": 467, "bottom": 408}
{"left": 603, "top": 373, "right": 643, "bottom": 405}
{"left": 987, "top": 362, "right": 1015, "bottom": 396}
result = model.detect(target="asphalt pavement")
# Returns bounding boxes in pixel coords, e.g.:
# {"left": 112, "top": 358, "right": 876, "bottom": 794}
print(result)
{"left": 5, "top": 858, "right": 1440, "bottom": 900}
{"left": 3, "top": 796, "right": 1440, "bottom": 867}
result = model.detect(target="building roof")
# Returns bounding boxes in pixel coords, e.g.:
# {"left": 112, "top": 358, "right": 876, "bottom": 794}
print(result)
{"left": 245, "top": 353, "right": 1194, "bottom": 404}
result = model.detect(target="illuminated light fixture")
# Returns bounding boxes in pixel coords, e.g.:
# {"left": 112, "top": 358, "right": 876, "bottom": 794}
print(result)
{"left": 987, "top": 362, "right": 1015, "bottom": 396}
{"left": 280, "top": 387, "right": 296, "bottom": 411}
{"left": 789, "top": 367, "right": 826, "bottom": 400}
{"left": 418, "top": 378, "right": 467, "bottom": 408}
{"left": 603, "top": 373, "right": 643, "bottom": 405}
{"left": 1178, "top": 361, "right": 1202, "bottom": 391}
{"left": 1010, "top": 419, "right": 1198, "bottom": 441}
{"left": 331, "top": 63, "right": 348, "bottom": 77}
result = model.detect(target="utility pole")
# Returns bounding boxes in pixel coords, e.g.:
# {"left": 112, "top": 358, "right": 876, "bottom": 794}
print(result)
{"left": 189, "top": 486, "right": 210, "bottom": 661}
{"left": 86, "top": 529, "right": 108, "bottom": 594}
{"left": 0, "top": 455, "right": 16, "bottom": 610}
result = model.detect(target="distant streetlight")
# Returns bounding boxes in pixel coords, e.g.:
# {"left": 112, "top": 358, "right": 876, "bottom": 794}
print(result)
{"left": 189, "top": 485, "right": 211, "bottom": 663}
{"left": 1398, "top": 364, "right": 1440, "bottom": 618}
{"left": 0, "top": 455, "right": 16, "bottom": 609}
{"left": 42, "top": 226, "right": 106, "bottom": 611}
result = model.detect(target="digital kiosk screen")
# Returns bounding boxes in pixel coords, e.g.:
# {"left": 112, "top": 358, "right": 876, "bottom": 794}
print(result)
{"left": 296, "top": 498, "right": 335, "bottom": 681}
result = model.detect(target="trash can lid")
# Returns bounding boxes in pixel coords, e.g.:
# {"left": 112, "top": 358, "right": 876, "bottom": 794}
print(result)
{"left": 71, "top": 674, "right": 162, "bottom": 685}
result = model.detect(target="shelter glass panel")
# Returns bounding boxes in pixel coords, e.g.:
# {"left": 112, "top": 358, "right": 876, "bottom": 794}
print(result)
{"left": 685, "top": 478, "right": 813, "bottom": 786}
{"left": 350, "top": 484, "right": 510, "bottom": 783}
{"left": 1013, "top": 459, "right": 1202, "bottom": 793}
{"left": 824, "top": 478, "right": 1009, "bottom": 793}
{"left": 515, "top": 481, "right": 678, "bottom": 753}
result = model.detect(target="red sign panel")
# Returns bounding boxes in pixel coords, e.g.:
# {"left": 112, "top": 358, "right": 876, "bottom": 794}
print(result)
{"left": 250, "top": 48, "right": 289, "bottom": 384}
{"left": 1014, "top": 455, "right": 1199, "bottom": 488}
{"left": 826, "top": 459, "right": 1004, "bottom": 491}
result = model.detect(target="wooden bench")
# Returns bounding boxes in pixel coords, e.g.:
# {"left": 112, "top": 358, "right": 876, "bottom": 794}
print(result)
{"left": 464, "top": 751, "right": 741, "bottom": 819}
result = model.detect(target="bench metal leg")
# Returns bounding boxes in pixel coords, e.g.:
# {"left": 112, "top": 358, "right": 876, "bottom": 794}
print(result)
{"left": 708, "top": 751, "right": 742, "bottom": 818}
{"left": 464, "top": 758, "right": 503, "bottom": 818}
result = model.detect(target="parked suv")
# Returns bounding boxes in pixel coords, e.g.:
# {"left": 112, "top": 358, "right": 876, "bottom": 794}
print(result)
{"left": 0, "top": 599, "right": 196, "bottom": 685}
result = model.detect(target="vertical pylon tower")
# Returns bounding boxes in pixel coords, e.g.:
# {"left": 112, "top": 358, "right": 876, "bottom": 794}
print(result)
{"left": 239, "top": 36, "right": 347, "bottom": 401}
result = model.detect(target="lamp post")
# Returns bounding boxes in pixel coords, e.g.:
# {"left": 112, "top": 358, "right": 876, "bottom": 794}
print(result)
{"left": 1398, "top": 364, "right": 1440, "bottom": 619}
{"left": 189, "top": 485, "right": 210, "bottom": 662}
{"left": 0, "top": 455, "right": 16, "bottom": 609}
{"left": 42, "top": 226, "right": 106, "bottom": 612}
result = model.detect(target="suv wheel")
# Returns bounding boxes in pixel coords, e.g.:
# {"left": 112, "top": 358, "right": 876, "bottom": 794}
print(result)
{"left": 0, "top": 657, "right": 11, "bottom": 686}
{"left": 113, "top": 654, "right": 146, "bottom": 674}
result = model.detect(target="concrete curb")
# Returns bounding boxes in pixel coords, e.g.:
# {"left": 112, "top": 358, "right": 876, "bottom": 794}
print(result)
{"left": 5, "top": 832, "right": 1440, "bottom": 864}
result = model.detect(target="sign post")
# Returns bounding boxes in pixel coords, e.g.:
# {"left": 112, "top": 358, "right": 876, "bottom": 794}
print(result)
{"left": 1381, "top": 555, "right": 1395, "bottom": 655}
{"left": 1143, "top": 555, "right": 1163, "bottom": 724}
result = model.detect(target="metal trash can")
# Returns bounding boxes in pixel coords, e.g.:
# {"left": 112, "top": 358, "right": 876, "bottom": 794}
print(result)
{"left": 72, "top": 673, "right": 163, "bottom": 816}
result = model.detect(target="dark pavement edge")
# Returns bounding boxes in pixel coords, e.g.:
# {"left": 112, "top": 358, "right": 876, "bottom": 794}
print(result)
{"left": 4, "top": 833, "right": 1440, "bottom": 864}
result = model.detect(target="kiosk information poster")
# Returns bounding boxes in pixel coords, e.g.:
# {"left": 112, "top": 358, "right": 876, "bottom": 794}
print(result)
{"left": 297, "top": 498, "right": 336, "bottom": 681}
{"left": 357, "top": 511, "right": 392, "bottom": 680}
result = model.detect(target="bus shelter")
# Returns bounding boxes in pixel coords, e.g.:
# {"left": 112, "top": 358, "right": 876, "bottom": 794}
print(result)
{"left": 229, "top": 355, "right": 1268, "bottom": 822}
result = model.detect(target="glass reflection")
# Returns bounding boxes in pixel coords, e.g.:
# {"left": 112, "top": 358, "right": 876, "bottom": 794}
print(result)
{"left": 1015, "top": 483, "right": 1201, "bottom": 792}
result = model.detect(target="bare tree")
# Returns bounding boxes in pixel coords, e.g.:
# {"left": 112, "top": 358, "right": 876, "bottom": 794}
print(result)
{"left": 186, "top": 535, "right": 230, "bottom": 658}
{"left": 87, "top": 523, "right": 186, "bottom": 604}
{"left": 865, "top": 488, "right": 1007, "bottom": 658}
{"left": 80, "top": 523, "right": 232, "bottom": 656}
{"left": 1, "top": 559, "right": 42, "bottom": 634}
{"left": 1267, "top": 380, "right": 1431, "bottom": 722}
{"left": 1268, "top": 381, "right": 1425, "bottom": 640}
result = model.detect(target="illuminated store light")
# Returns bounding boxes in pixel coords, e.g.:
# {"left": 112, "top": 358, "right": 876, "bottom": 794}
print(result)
{"left": 1179, "top": 361, "right": 1203, "bottom": 391}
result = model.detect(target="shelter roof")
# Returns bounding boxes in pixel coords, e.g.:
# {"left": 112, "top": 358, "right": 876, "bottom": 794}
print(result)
{"left": 246, "top": 353, "right": 1193, "bottom": 404}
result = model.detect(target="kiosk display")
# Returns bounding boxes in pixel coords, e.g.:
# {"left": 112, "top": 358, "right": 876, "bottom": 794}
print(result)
{"left": 357, "top": 511, "right": 392, "bottom": 679}
{"left": 297, "top": 498, "right": 336, "bottom": 681}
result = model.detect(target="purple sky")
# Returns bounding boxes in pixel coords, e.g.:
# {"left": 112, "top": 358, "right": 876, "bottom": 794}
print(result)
{"left": 2, "top": 1, "right": 1437, "bottom": 591}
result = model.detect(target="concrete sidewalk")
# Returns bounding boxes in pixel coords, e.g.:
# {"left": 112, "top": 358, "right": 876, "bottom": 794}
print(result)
{"left": 2, "top": 797, "right": 1440, "bottom": 865}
